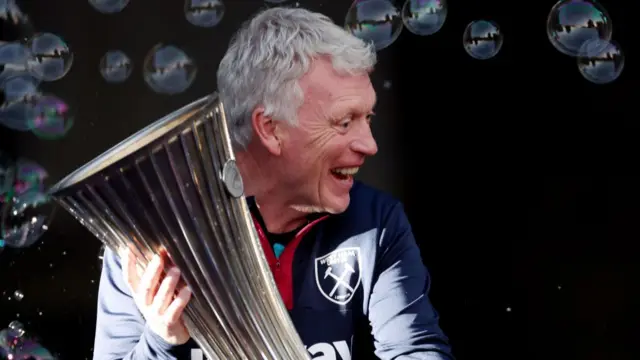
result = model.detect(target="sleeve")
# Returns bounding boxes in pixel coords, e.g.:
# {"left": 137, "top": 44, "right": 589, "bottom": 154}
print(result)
{"left": 92, "top": 248, "right": 180, "bottom": 360}
{"left": 368, "top": 203, "right": 455, "bottom": 360}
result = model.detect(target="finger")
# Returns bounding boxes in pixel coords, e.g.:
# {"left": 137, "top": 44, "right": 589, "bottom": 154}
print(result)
{"left": 151, "top": 267, "right": 181, "bottom": 314}
{"left": 136, "top": 254, "right": 163, "bottom": 307}
{"left": 164, "top": 286, "right": 192, "bottom": 324}
{"left": 122, "top": 249, "right": 139, "bottom": 292}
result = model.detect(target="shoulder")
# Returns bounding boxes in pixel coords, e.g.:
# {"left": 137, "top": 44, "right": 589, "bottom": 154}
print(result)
{"left": 347, "top": 181, "right": 405, "bottom": 223}
{"left": 324, "top": 181, "right": 408, "bottom": 239}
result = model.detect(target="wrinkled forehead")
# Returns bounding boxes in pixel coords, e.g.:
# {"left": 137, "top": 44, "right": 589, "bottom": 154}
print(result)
{"left": 300, "top": 59, "right": 377, "bottom": 117}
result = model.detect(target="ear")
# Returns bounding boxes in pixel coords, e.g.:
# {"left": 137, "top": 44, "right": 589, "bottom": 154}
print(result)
{"left": 251, "top": 106, "right": 282, "bottom": 156}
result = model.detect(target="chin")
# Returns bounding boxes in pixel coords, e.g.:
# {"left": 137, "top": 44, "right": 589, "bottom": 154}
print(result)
{"left": 322, "top": 194, "right": 351, "bottom": 214}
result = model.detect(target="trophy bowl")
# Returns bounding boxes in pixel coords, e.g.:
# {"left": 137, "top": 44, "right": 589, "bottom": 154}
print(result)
{"left": 47, "top": 93, "right": 310, "bottom": 359}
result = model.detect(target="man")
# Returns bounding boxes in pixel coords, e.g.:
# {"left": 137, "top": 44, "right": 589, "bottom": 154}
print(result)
{"left": 93, "top": 7, "right": 454, "bottom": 360}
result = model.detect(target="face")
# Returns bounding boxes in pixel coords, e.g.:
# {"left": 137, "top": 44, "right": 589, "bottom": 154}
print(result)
{"left": 276, "top": 57, "right": 378, "bottom": 214}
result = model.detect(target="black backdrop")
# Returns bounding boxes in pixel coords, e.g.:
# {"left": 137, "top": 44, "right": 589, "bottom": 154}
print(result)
{"left": 0, "top": 0, "right": 637, "bottom": 359}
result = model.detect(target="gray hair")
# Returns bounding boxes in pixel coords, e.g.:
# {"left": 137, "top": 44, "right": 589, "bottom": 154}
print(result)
{"left": 217, "top": 7, "right": 377, "bottom": 149}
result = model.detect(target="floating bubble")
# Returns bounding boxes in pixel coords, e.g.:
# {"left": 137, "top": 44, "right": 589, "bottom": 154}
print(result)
{"left": 7, "top": 320, "right": 24, "bottom": 337}
{"left": 88, "top": 0, "right": 129, "bottom": 14}
{"left": 0, "top": 94, "right": 39, "bottom": 131}
{"left": 28, "top": 94, "right": 74, "bottom": 139}
{"left": 0, "top": 324, "right": 55, "bottom": 359}
{"left": 401, "top": 0, "right": 447, "bottom": 36}
{"left": 462, "top": 20, "right": 503, "bottom": 60}
{"left": 14, "top": 158, "right": 47, "bottom": 196}
{"left": 0, "top": 0, "right": 32, "bottom": 34}
{"left": 0, "top": 73, "right": 39, "bottom": 102}
{"left": 26, "top": 33, "right": 74, "bottom": 82}
{"left": 1, "top": 189, "right": 54, "bottom": 248}
{"left": 0, "top": 155, "right": 14, "bottom": 206}
{"left": 99, "top": 50, "right": 132, "bottom": 83}
{"left": 143, "top": 44, "right": 197, "bottom": 95}
{"left": 546, "top": 0, "right": 612, "bottom": 57}
{"left": 0, "top": 159, "right": 54, "bottom": 249}
{"left": 345, "top": 0, "right": 403, "bottom": 51}
{"left": 577, "top": 38, "right": 623, "bottom": 84}
{"left": 0, "top": 42, "right": 32, "bottom": 81}
{"left": 12, "top": 290, "right": 23, "bottom": 301}
{"left": 185, "top": 0, "right": 225, "bottom": 28}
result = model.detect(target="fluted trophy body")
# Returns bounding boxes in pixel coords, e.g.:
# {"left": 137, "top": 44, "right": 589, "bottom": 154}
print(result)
{"left": 48, "top": 94, "right": 311, "bottom": 360}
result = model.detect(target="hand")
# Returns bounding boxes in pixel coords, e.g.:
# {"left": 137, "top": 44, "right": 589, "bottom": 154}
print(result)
{"left": 122, "top": 249, "right": 192, "bottom": 345}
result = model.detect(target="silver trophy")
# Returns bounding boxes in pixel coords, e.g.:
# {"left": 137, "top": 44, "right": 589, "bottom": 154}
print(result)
{"left": 47, "top": 94, "right": 311, "bottom": 360}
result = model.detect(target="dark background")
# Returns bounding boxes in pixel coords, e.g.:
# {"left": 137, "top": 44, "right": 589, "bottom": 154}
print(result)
{"left": 1, "top": 0, "right": 638, "bottom": 359}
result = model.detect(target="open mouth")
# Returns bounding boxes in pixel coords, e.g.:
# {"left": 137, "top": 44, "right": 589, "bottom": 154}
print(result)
{"left": 330, "top": 167, "right": 359, "bottom": 181}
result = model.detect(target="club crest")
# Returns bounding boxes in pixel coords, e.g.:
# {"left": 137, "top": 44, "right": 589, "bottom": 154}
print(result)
{"left": 314, "top": 247, "right": 362, "bottom": 305}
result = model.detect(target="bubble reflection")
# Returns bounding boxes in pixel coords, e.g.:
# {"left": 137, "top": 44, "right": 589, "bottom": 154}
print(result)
{"left": 401, "top": 0, "right": 447, "bottom": 36}
{"left": 26, "top": 33, "right": 74, "bottom": 82}
{"left": 28, "top": 94, "right": 74, "bottom": 139}
{"left": 0, "top": 322, "right": 55, "bottom": 360}
{"left": 88, "top": 0, "right": 130, "bottom": 14}
{"left": 546, "top": 0, "right": 612, "bottom": 57}
{"left": 345, "top": 0, "right": 403, "bottom": 51}
{"left": 463, "top": 20, "right": 503, "bottom": 60}
{"left": 185, "top": 0, "right": 225, "bottom": 28}
{"left": 0, "top": 94, "right": 39, "bottom": 131}
{"left": 0, "top": 158, "right": 54, "bottom": 249}
{"left": 143, "top": 44, "right": 197, "bottom": 95}
{"left": 99, "top": 50, "right": 132, "bottom": 83}
{"left": 0, "top": 42, "right": 32, "bottom": 81}
{"left": 0, "top": 0, "right": 31, "bottom": 29}
{"left": 0, "top": 73, "right": 39, "bottom": 102}
{"left": 577, "top": 38, "right": 624, "bottom": 84}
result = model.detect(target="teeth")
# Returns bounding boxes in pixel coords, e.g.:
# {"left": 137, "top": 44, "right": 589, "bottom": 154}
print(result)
{"left": 332, "top": 167, "right": 359, "bottom": 176}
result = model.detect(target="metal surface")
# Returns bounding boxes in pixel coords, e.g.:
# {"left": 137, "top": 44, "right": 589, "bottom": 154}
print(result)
{"left": 48, "top": 93, "right": 311, "bottom": 360}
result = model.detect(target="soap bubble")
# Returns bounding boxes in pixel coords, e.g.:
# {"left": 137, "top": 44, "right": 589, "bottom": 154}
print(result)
{"left": 0, "top": 89, "right": 39, "bottom": 131}
{"left": 185, "top": 0, "right": 225, "bottom": 28}
{"left": 0, "top": 153, "right": 15, "bottom": 203}
{"left": 546, "top": 0, "right": 612, "bottom": 57}
{"left": 0, "top": 42, "right": 32, "bottom": 81}
{"left": 99, "top": 50, "right": 133, "bottom": 83}
{"left": 12, "top": 290, "right": 23, "bottom": 301}
{"left": 26, "top": 32, "right": 74, "bottom": 81}
{"left": 88, "top": 0, "right": 130, "bottom": 14}
{"left": 0, "top": 322, "right": 55, "bottom": 359}
{"left": 345, "top": 0, "right": 403, "bottom": 51}
{"left": 0, "top": 159, "right": 54, "bottom": 249}
{"left": 462, "top": 20, "right": 503, "bottom": 60}
{"left": 401, "top": 0, "right": 447, "bottom": 36}
{"left": 577, "top": 38, "right": 623, "bottom": 84}
{"left": 143, "top": 44, "right": 197, "bottom": 95}
{"left": 0, "top": 0, "right": 32, "bottom": 36}
{"left": 28, "top": 94, "right": 74, "bottom": 139}
{"left": 0, "top": 73, "right": 39, "bottom": 102}
{"left": 7, "top": 321, "right": 24, "bottom": 336}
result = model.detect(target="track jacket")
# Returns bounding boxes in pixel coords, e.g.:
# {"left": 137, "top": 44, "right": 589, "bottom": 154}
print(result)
{"left": 93, "top": 181, "right": 454, "bottom": 359}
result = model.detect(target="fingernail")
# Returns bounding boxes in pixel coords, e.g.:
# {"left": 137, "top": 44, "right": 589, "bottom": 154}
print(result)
{"left": 170, "top": 267, "right": 180, "bottom": 276}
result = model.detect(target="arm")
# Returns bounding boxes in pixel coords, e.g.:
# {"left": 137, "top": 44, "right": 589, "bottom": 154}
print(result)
{"left": 93, "top": 248, "right": 180, "bottom": 360}
{"left": 368, "top": 203, "right": 455, "bottom": 360}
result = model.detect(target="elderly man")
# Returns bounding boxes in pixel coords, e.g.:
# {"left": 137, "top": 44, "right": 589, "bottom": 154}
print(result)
{"left": 93, "top": 7, "right": 454, "bottom": 360}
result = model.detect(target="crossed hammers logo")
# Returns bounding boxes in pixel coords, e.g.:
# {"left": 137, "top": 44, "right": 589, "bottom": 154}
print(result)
{"left": 324, "top": 263, "right": 356, "bottom": 297}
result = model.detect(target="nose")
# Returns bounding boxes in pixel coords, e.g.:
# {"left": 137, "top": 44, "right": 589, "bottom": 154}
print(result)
{"left": 351, "top": 123, "right": 378, "bottom": 156}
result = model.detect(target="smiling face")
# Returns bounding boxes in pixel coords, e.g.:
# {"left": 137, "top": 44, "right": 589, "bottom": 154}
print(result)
{"left": 275, "top": 57, "right": 378, "bottom": 214}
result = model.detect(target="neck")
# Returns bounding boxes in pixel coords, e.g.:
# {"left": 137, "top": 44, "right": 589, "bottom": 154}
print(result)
{"left": 235, "top": 145, "right": 309, "bottom": 234}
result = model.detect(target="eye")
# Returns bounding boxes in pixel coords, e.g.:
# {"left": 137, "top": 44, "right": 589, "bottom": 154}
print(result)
{"left": 338, "top": 117, "right": 353, "bottom": 129}
{"left": 366, "top": 113, "right": 375, "bottom": 124}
